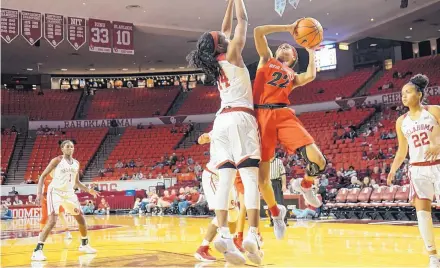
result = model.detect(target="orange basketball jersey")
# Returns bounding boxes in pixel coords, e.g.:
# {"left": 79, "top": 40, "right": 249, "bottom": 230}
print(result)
{"left": 253, "top": 58, "right": 296, "bottom": 105}
{"left": 43, "top": 176, "right": 53, "bottom": 195}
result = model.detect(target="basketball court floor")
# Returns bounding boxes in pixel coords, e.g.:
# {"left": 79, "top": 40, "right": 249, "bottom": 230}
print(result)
{"left": 1, "top": 215, "right": 437, "bottom": 267}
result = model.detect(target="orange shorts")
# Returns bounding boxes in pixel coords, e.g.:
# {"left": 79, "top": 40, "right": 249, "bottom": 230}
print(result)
{"left": 256, "top": 108, "right": 314, "bottom": 161}
{"left": 234, "top": 173, "right": 244, "bottom": 195}
{"left": 40, "top": 195, "right": 65, "bottom": 225}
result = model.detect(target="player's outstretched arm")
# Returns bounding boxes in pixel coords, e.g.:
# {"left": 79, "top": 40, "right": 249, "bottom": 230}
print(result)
{"left": 387, "top": 116, "right": 408, "bottom": 185}
{"left": 254, "top": 24, "right": 296, "bottom": 67}
{"left": 35, "top": 156, "right": 61, "bottom": 205}
{"left": 292, "top": 47, "right": 316, "bottom": 90}
{"left": 226, "top": 0, "right": 248, "bottom": 66}
{"left": 221, "top": 0, "right": 234, "bottom": 39}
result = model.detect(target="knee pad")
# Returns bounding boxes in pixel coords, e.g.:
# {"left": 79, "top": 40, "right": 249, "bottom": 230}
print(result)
{"left": 215, "top": 168, "right": 236, "bottom": 210}
{"left": 237, "top": 158, "right": 260, "bottom": 169}
{"left": 297, "top": 146, "right": 327, "bottom": 177}
{"left": 218, "top": 161, "right": 236, "bottom": 169}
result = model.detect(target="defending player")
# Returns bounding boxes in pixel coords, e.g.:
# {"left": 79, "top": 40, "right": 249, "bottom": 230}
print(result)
{"left": 195, "top": 132, "right": 262, "bottom": 265}
{"left": 31, "top": 140, "right": 100, "bottom": 261}
{"left": 387, "top": 74, "right": 440, "bottom": 267}
{"left": 187, "top": 0, "right": 261, "bottom": 265}
{"left": 252, "top": 22, "right": 326, "bottom": 238}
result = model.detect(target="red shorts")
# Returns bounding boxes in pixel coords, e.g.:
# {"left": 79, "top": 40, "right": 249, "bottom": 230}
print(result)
{"left": 40, "top": 195, "right": 65, "bottom": 225}
{"left": 256, "top": 108, "right": 314, "bottom": 161}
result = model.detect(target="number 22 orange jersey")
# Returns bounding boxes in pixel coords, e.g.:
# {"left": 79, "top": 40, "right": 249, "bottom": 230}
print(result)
{"left": 253, "top": 58, "right": 296, "bottom": 105}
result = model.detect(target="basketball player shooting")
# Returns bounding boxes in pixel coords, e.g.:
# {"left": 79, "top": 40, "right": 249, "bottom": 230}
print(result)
{"left": 387, "top": 74, "right": 440, "bottom": 267}
{"left": 252, "top": 20, "right": 326, "bottom": 230}
{"left": 31, "top": 140, "right": 100, "bottom": 261}
{"left": 187, "top": 0, "right": 262, "bottom": 265}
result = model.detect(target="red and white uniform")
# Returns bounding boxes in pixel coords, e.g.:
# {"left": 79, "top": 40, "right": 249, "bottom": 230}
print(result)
{"left": 401, "top": 108, "right": 440, "bottom": 201}
{"left": 47, "top": 157, "right": 82, "bottom": 215}
{"left": 211, "top": 54, "right": 261, "bottom": 166}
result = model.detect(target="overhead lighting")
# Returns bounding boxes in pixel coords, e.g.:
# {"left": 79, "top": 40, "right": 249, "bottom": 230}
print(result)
{"left": 89, "top": 68, "right": 95, "bottom": 71}
{"left": 409, "top": 27, "right": 413, "bottom": 30}
{"left": 26, "top": 68, "right": 33, "bottom": 71}
{"left": 326, "top": 12, "right": 329, "bottom": 15}
{"left": 370, "top": 44, "right": 377, "bottom": 47}
{"left": 82, "top": 2, "right": 86, "bottom": 5}
{"left": 133, "top": 62, "right": 136, "bottom": 65}
{"left": 370, "top": 18, "right": 374, "bottom": 22}
{"left": 404, "top": 36, "right": 412, "bottom": 39}
{"left": 437, "top": 29, "right": 440, "bottom": 32}
{"left": 339, "top": 43, "right": 349, "bottom": 51}
{"left": 122, "top": 68, "right": 128, "bottom": 71}
{"left": 178, "top": 67, "right": 185, "bottom": 69}
{"left": 61, "top": 68, "right": 67, "bottom": 71}
{"left": 149, "top": 68, "right": 156, "bottom": 70}
{"left": 335, "top": 33, "right": 339, "bottom": 36}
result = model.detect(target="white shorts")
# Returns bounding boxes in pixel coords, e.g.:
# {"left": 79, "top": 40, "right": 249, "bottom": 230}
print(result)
{"left": 47, "top": 188, "right": 81, "bottom": 215}
{"left": 202, "top": 170, "right": 238, "bottom": 211}
{"left": 408, "top": 164, "right": 440, "bottom": 201}
{"left": 211, "top": 111, "right": 261, "bottom": 166}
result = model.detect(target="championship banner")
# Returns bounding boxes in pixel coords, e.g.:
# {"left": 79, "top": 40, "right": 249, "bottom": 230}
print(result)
{"left": 112, "top": 21, "right": 134, "bottom": 55}
{"left": 20, "top": 11, "right": 42, "bottom": 45}
{"left": 335, "top": 96, "right": 367, "bottom": 110}
{"left": 44, "top": 13, "right": 64, "bottom": 48}
{"left": 158, "top": 116, "right": 188, "bottom": 125}
{"left": 382, "top": 86, "right": 440, "bottom": 105}
{"left": 1, "top": 8, "right": 19, "bottom": 43}
{"left": 89, "top": 18, "right": 112, "bottom": 53}
{"left": 66, "top": 17, "right": 86, "bottom": 50}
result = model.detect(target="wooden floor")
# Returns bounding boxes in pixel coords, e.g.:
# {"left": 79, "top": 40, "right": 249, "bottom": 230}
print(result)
{"left": 1, "top": 215, "right": 438, "bottom": 267}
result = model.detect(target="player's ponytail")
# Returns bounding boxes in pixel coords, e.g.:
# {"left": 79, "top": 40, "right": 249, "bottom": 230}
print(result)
{"left": 409, "top": 74, "right": 429, "bottom": 104}
{"left": 186, "top": 32, "right": 221, "bottom": 81}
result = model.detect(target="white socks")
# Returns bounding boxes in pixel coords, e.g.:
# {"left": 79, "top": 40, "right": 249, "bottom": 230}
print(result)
{"left": 417, "top": 210, "right": 437, "bottom": 252}
{"left": 201, "top": 239, "right": 210, "bottom": 246}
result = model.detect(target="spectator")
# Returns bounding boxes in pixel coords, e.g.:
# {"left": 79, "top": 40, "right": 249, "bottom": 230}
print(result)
{"left": 377, "top": 149, "right": 386, "bottom": 160}
{"left": 187, "top": 156, "right": 194, "bottom": 165}
{"left": 380, "top": 131, "right": 388, "bottom": 140}
{"left": 95, "top": 198, "right": 110, "bottom": 215}
{"left": 362, "top": 176, "right": 371, "bottom": 188}
{"left": 363, "top": 127, "right": 373, "bottom": 137}
{"left": 26, "top": 195, "right": 36, "bottom": 205}
{"left": 129, "top": 198, "right": 142, "bottom": 214}
{"left": 344, "top": 166, "right": 357, "bottom": 180}
{"left": 157, "top": 190, "right": 176, "bottom": 213}
{"left": 1, "top": 202, "right": 12, "bottom": 220}
{"left": 387, "top": 131, "right": 397, "bottom": 139}
{"left": 13, "top": 195, "right": 23, "bottom": 205}
{"left": 148, "top": 122, "right": 154, "bottom": 129}
{"left": 362, "top": 151, "right": 368, "bottom": 160}
{"left": 194, "top": 162, "right": 202, "bottom": 174}
{"left": 386, "top": 148, "right": 395, "bottom": 159}
{"left": 348, "top": 176, "right": 362, "bottom": 189}
{"left": 137, "top": 123, "right": 144, "bottom": 129}
{"left": 135, "top": 158, "right": 144, "bottom": 168}
{"left": 120, "top": 173, "right": 130, "bottom": 180}
{"left": 292, "top": 203, "right": 317, "bottom": 219}
{"left": 4, "top": 198, "right": 12, "bottom": 206}
{"left": 128, "top": 159, "right": 136, "bottom": 168}
{"left": 9, "top": 186, "right": 18, "bottom": 196}
{"left": 370, "top": 178, "right": 379, "bottom": 189}
{"left": 170, "top": 153, "right": 178, "bottom": 166}
{"left": 179, "top": 187, "right": 200, "bottom": 214}
{"left": 82, "top": 200, "right": 95, "bottom": 215}
{"left": 115, "top": 160, "right": 124, "bottom": 169}
{"left": 324, "top": 162, "right": 336, "bottom": 177}
{"left": 367, "top": 147, "right": 376, "bottom": 160}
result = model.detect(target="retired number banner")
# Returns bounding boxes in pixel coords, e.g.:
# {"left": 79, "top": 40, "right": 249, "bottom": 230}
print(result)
{"left": 1, "top": 8, "right": 19, "bottom": 43}
{"left": 112, "top": 21, "right": 134, "bottom": 55}
{"left": 89, "top": 18, "right": 111, "bottom": 53}
{"left": 44, "top": 14, "right": 64, "bottom": 48}
{"left": 21, "top": 11, "right": 42, "bottom": 45}
{"left": 66, "top": 17, "right": 86, "bottom": 50}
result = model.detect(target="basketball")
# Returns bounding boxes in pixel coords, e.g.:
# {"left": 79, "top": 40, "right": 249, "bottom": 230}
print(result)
{"left": 293, "top": 17, "right": 323, "bottom": 49}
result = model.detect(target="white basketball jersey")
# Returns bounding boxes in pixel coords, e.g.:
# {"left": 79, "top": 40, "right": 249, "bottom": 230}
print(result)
{"left": 401, "top": 108, "right": 439, "bottom": 164}
{"left": 49, "top": 157, "right": 80, "bottom": 192}
{"left": 216, "top": 55, "right": 254, "bottom": 114}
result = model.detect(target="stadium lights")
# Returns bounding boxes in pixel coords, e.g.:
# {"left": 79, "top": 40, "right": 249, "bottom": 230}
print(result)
{"left": 61, "top": 68, "right": 67, "bottom": 71}
{"left": 370, "top": 44, "right": 377, "bottom": 47}
{"left": 26, "top": 68, "right": 33, "bottom": 71}
{"left": 338, "top": 43, "right": 349, "bottom": 51}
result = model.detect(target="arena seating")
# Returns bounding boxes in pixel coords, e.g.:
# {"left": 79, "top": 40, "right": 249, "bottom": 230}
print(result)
{"left": 101, "top": 125, "right": 189, "bottom": 181}
{"left": 323, "top": 185, "right": 417, "bottom": 221}
{"left": 289, "top": 69, "right": 374, "bottom": 105}
{"left": 86, "top": 87, "right": 179, "bottom": 119}
{"left": 24, "top": 129, "right": 107, "bottom": 182}
{"left": 368, "top": 56, "right": 440, "bottom": 96}
{"left": 1, "top": 90, "right": 82, "bottom": 120}
{"left": 1, "top": 133, "right": 17, "bottom": 172}
{"left": 177, "top": 85, "right": 220, "bottom": 115}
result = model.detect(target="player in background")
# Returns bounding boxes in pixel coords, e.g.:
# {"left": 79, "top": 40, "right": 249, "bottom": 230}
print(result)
{"left": 387, "top": 74, "right": 440, "bottom": 267}
{"left": 40, "top": 174, "right": 72, "bottom": 240}
{"left": 252, "top": 22, "right": 326, "bottom": 238}
{"left": 195, "top": 132, "right": 261, "bottom": 264}
{"left": 187, "top": 0, "right": 262, "bottom": 265}
{"left": 31, "top": 140, "right": 100, "bottom": 261}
